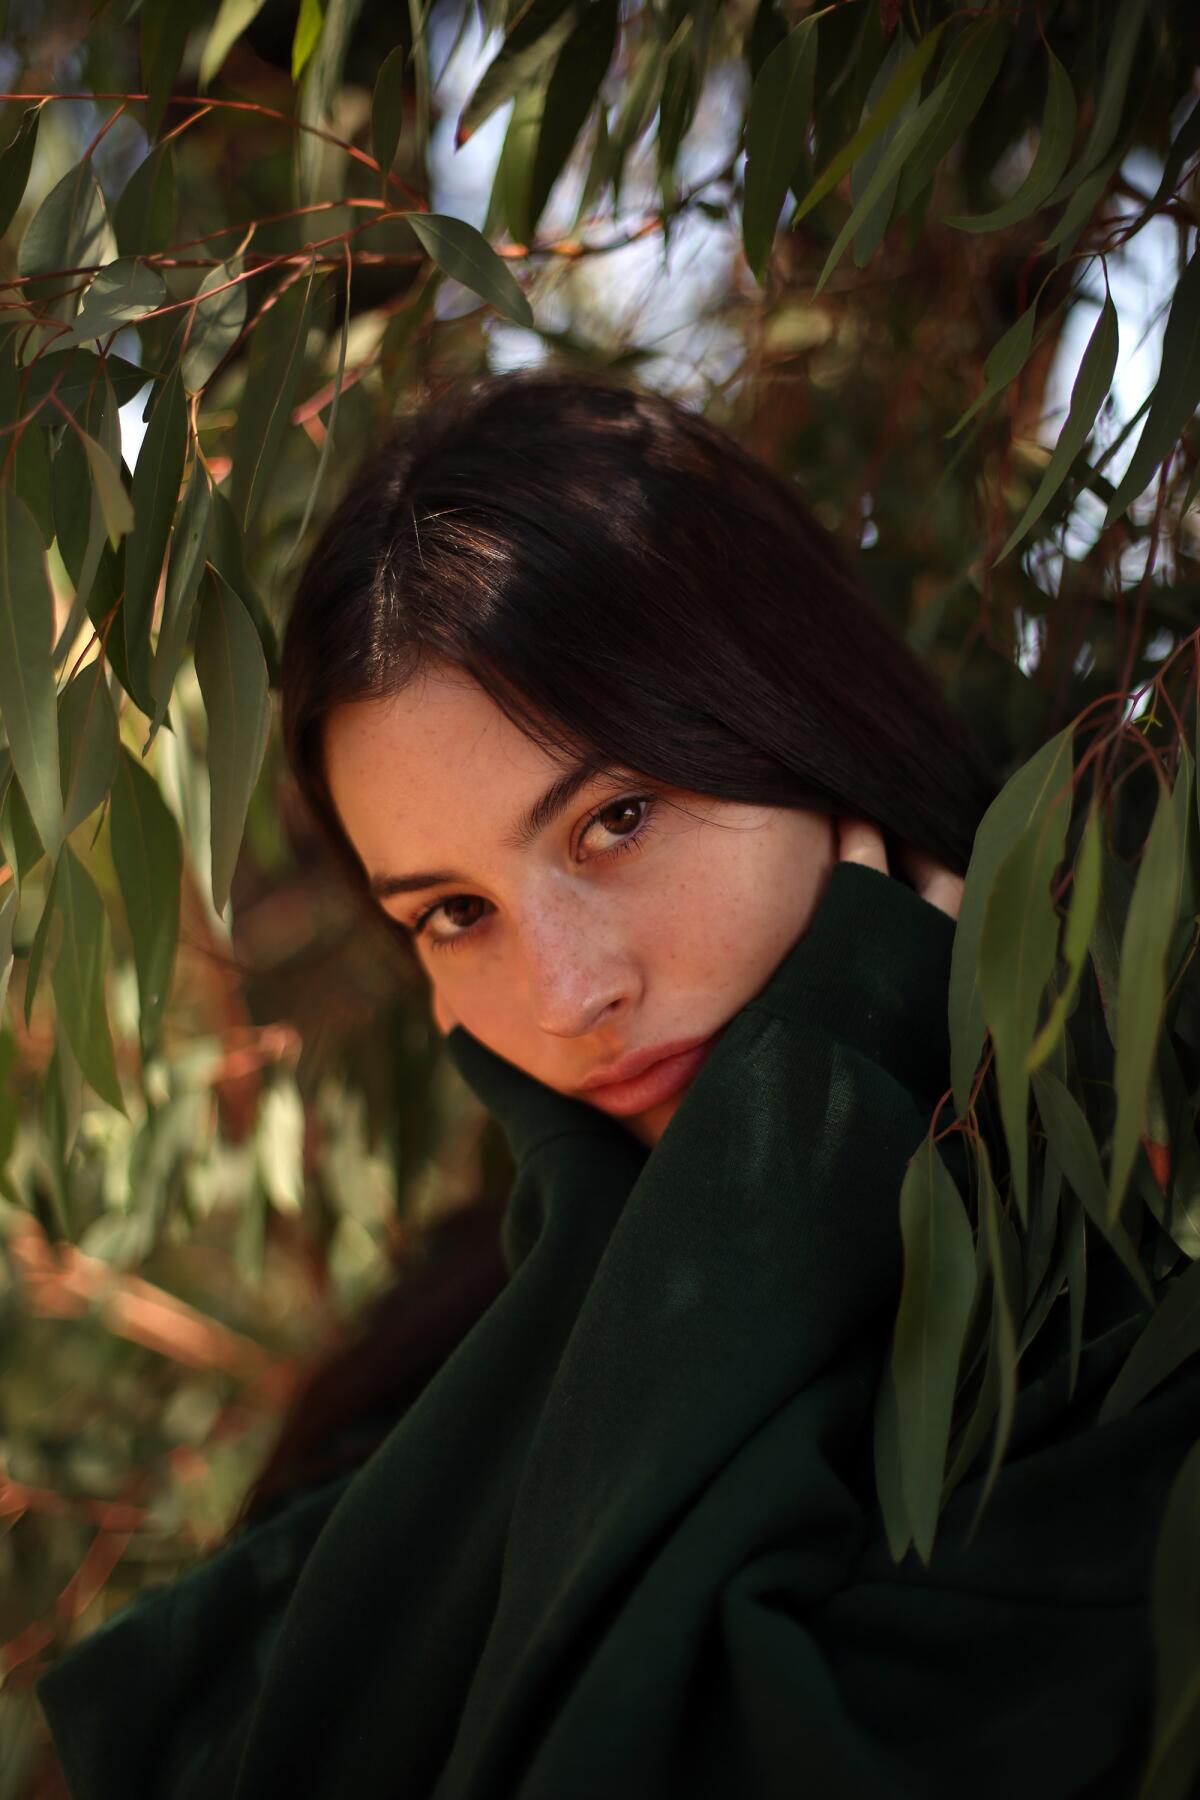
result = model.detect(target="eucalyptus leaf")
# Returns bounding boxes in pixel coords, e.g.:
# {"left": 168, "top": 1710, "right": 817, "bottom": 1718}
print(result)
{"left": 1031, "top": 1066, "right": 1153, "bottom": 1304}
{"left": 124, "top": 368, "right": 187, "bottom": 704}
{"left": 743, "top": 19, "right": 819, "bottom": 283}
{"left": 141, "top": 0, "right": 191, "bottom": 137}
{"left": 371, "top": 44, "right": 407, "bottom": 180}
{"left": 150, "top": 458, "right": 213, "bottom": 741}
{"left": 182, "top": 258, "right": 247, "bottom": 393}
{"left": 19, "top": 160, "right": 108, "bottom": 288}
{"left": 200, "top": 0, "right": 269, "bottom": 88}
{"left": 0, "top": 105, "right": 40, "bottom": 240}
{"left": 61, "top": 257, "right": 167, "bottom": 348}
{"left": 194, "top": 575, "right": 271, "bottom": 915}
{"left": 0, "top": 488, "right": 62, "bottom": 862}
{"left": 1105, "top": 247, "right": 1200, "bottom": 525}
{"left": 1028, "top": 803, "right": 1103, "bottom": 1071}
{"left": 51, "top": 846, "right": 124, "bottom": 1111}
{"left": 407, "top": 213, "right": 534, "bottom": 329}
{"left": 895, "top": 17, "right": 1012, "bottom": 215}
{"left": 997, "top": 292, "right": 1118, "bottom": 561}
{"left": 58, "top": 663, "right": 119, "bottom": 841}
{"left": 457, "top": 0, "right": 586, "bottom": 145}
{"left": 0, "top": 884, "right": 16, "bottom": 1020}
{"left": 971, "top": 1149, "right": 1021, "bottom": 1533}
{"left": 292, "top": 0, "right": 325, "bottom": 80}
{"left": 947, "top": 300, "right": 1040, "bottom": 440}
{"left": 946, "top": 45, "right": 1075, "bottom": 233}
{"left": 1111, "top": 782, "right": 1183, "bottom": 1222}
{"left": 890, "top": 1135, "right": 977, "bottom": 1564}
{"left": 113, "top": 145, "right": 177, "bottom": 257}
{"left": 231, "top": 267, "right": 316, "bottom": 529}
{"left": 528, "top": 0, "right": 618, "bottom": 243}
{"left": 110, "top": 746, "right": 182, "bottom": 1049}
{"left": 82, "top": 427, "right": 134, "bottom": 549}
{"left": 1138, "top": 1437, "right": 1200, "bottom": 1800}
{"left": 949, "top": 727, "right": 1074, "bottom": 1116}
{"left": 20, "top": 348, "right": 148, "bottom": 414}
{"left": 1099, "top": 1258, "right": 1200, "bottom": 1424}
{"left": 297, "top": 0, "right": 365, "bottom": 204}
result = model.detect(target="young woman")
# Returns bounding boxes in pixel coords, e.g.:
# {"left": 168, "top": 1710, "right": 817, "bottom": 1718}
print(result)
{"left": 37, "top": 372, "right": 1196, "bottom": 1798}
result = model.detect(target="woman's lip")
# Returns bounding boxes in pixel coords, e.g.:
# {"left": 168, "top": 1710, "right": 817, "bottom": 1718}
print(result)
{"left": 575, "top": 1033, "right": 721, "bottom": 1116}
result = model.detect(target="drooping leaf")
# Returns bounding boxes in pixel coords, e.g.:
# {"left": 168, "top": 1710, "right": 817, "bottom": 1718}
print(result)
{"left": 997, "top": 291, "right": 1118, "bottom": 560}
{"left": 946, "top": 45, "right": 1075, "bottom": 232}
{"left": 1105, "top": 247, "right": 1200, "bottom": 525}
{"left": 894, "top": 17, "right": 1012, "bottom": 214}
{"left": 141, "top": 0, "right": 191, "bottom": 137}
{"left": 149, "top": 457, "right": 213, "bottom": 740}
{"left": 528, "top": 0, "right": 618, "bottom": 243}
{"left": 497, "top": 86, "right": 546, "bottom": 247}
{"left": 370, "top": 43, "right": 407, "bottom": 179}
{"left": 1031, "top": 1067, "right": 1153, "bottom": 1303}
{"left": 1099, "top": 1259, "right": 1200, "bottom": 1424}
{"left": 58, "top": 662, "right": 119, "bottom": 841}
{"left": 789, "top": 19, "right": 948, "bottom": 228}
{"left": 297, "top": 0, "right": 365, "bottom": 203}
{"left": 977, "top": 775, "right": 1073, "bottom": 1221}
{"left": 14, "top": 417, "right": 54, "bottom": 548}
{"left": 113, "top": 145, "right": 177, "bottom": 257}
{"left": 61, "top": 257, "right": 167, "bottom": 347}
{"left": 407, "top": 213, "right": 534, "bottom": 329}
{"left": 285, "top": 255, "right": 349, "bottom": 569}
{"left": 18, "top": 160, "right": 108, "bottom": 284}
{"left": 971, "top": 1141, "right": 1021, "bottom": 1531}
{"left": 742, "top": 18, "right": 819, "bottom": 283}
{"left": 51, "top": 846, "right": 124, "bottom": 1111}
{"left": 193, "top": 575, "right": 271, "bottom": 915}
{"left": 81, "top": 426, "right": 134, "bottom": 549}
{"left": 872, "top": 1352, "right": 913, "bottom": 1564}
{"left": 1138, "top": 1438, "right": 1200, "bottom": 1800}
{"left": 457, "top": 0, "right": 585, "bottom": 145}
{"left": 20, "top": 348, "right": 147, "bottom": 414}
{"left": 0, "top": 883, "right": 16, "bottom": 1020}
{"left": 890, "top": 1134, "right": 977, "bottom": 1564}
{"left": 1063, "top": 0, "right": 1150, "bottom": 188}
{"left": 124, "top": 368, "right": 187, "bottom": 702}
{"left": 293, "top": 0, "right": 325, "bottom": 80}
{"left": 200, "top": 0, "right": 270, "bottom": 88}
{"left": 0, "top": 488, "right": 62, "bottom": 862}
{"left": 181, "top": 257, "right": 247, "bottom": 393}
{"left": 24, "top": 859, "right": 59, "bottom": 1024}
{"left": 110, "top": 746, "right": 182, "bottom": 1049}
{"left": 231, "top": 266, "right": 316, "bottom": 529}
{"left": 1111, "top": 781, "right": 1183, "bottom": 1222}
{"left": 0, "top": 105, "right": 40, "bottom": 240}
{"left": 949, "top": 727, "right": 1074, "bottom": 1115}
{"left": 946, "top": 299, "right": 1040, "bottom": 440}
{"left": 1028, "top": 803, "right": 1103, "bottom": 1070}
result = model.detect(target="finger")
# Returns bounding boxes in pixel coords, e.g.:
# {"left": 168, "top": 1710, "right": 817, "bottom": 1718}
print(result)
{"left": 837, "top": 816, "right": 889, "bottom": 874}
{"left": 901, "top": 844, "right": 964, "bottom": 922}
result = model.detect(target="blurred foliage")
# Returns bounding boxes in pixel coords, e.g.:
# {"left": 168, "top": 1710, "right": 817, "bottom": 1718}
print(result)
{"left": 0, "top": 0, "right": 1199, "bottom": 1792}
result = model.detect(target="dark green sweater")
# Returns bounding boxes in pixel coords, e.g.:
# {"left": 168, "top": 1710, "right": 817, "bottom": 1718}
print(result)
{"left": 37, "top": 862, "right": 1197, "bottom": 1798}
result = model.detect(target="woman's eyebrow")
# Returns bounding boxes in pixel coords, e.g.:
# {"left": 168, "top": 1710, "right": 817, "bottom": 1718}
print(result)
{"left": 367, "top": 753, "right": 613, "bottom": 900}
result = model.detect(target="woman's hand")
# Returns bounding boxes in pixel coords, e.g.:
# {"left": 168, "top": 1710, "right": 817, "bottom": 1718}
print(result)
{"left": 836, "top": 817, "right": 964, "bottom": 924}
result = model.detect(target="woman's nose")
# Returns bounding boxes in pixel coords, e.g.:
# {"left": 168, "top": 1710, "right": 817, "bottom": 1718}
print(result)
{"left": 519, "top": 907, "right": 636, "bottom": 1039}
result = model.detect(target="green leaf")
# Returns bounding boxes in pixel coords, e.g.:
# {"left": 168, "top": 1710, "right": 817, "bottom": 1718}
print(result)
{"left": 0, "top": 883, "right": 16, "bottom": 1021}
{"left": 0, "top": 105, "right": 40, "bottom": 240}
{"left": 1028, "top": 802, "right": 1103, "bottom": 1070}
{"left": 231, "top": 266, "right": 316, "bottom": 529}
{"left": 457, "top": 0, "right": 585, "bottom": 145}
{"left": 24, "top": 859, "right": 59, "bottom": 1025}
{"left": 742, "top": 18, "right": 819, "bottom": 283}
{"left": 370, "top": 43, "right": 407, "bottom": 179}
{"left": 285, "top": 257, "right": 349, "bottom": 570}
{"left": 1105, "top": 247, "right": 1200, "bottom": 526}
{"left": 58, "top": 662, "right": 119, "bottom": 841}
{"left": 949, "top": 727, "right": 1074, "bottom": 1115}
{"left": 297, "top": 0, "right": 365, "bottom": 203}
{"left": 181, "top": 257, "right": 247, "bottom": 393}
{"left": 124, "top": 368, "right": 187, "bottom": 702}
{"left": 894, "top": 17, "right": 1012, "bottom": 215}
{"left": 407, "top": 213, "right": 534, "bottom": 330}
{"left": 789, "top": 19, "right": 948, "bottom": 228}
{"left": 977, "top": 772, "right": 1073, "bottom": 1222}
{"left": 110, "top": 746, "right": 181, "bottom": 1048}
{"left": 1031, "top": 1067, "right": 1153, "bottom": 1304}
{"left": 20, "top": 348, "right": 148, "bottom": 414}
{"left": 18, "top": 160, "right": 108, "bottom": 281}
{"left": 872, "top": 1353, "right": 913, "bottom": 1564}
{"left": 149, "top": 457, "right": 212, "bottom": 741}
{"left": 113, "top": 144, "right": 177, "bottom": 257}
{"left": 0, "top": 489, "right": 62, "bottom": 862}
{"left": 498, "top": 87, "right": 546, "bottom": 247}
{"left": 1065, "top": 0, "right": 1150, "bottom": 188}
{"left": 14, "top": 418, "right": 54, "bottom": 548}
{"left": 141, "top": 0, "right": 190, "bottom": 138}
{"left": 946, "top": 299, "right": 1040, "bottom": 440}
{"left": 194, "top": 575, "right": 270, "bottom": 915}
{"left": 82, "top": 425, "right": 134, "bottom": 549}
{"left": 1138, "top": 1438, "right": 1200, "bottom": 1800}
{"left": 293, "top": 0, "right": 325, "bottom": 81}
{"left": 61, "top": 257, "right": 167, "bottom": 347}
{"left": 51, "top": 846, "right": 124, "bottom": 1111}
{"left": 971, "top": 1142, "right": 1021, "bottom": 1531}
{"left": 945, "top": 45, "right": 1075, "bottom": 232}
{"left": 890, "top": 1135, "right": 977, "bottom": 1564}
{"left": 996, "top": 291, "right": 1118, "bottom": 561}
{"left": 1099, "top": 1259, "right": 1200, "bottom": 1424}
{"left": 1111, "top": 781, "right": 1182, "bottom": 1222}
{"left": 200, "top": 0, "right": 269, "bottom": 88}
{"left": 528, "top": 0, "right": 618, "bottom": 242}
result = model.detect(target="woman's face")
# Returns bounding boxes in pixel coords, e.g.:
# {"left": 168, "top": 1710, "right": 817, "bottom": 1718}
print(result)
{"left": 323, "top": 665, "right": 836, "bottom": 1148}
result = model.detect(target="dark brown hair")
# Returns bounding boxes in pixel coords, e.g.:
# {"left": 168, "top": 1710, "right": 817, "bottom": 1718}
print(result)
{"left": 233, "top": 367, "right": 998, "bottom": 1535}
